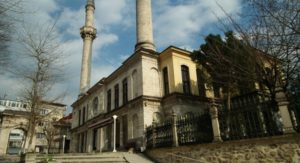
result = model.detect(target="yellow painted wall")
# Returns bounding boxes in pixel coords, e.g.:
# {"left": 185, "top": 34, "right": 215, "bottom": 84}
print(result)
{"left": 159, "top": 47, "right": 208, "bottom": 96}
{"left": 159, "top": 47, "right": 215, "bottom": 98}
{"left": 172, "top": 52, "right": 198, "bottom": 95}
{"left": 159, "top": 50, "right": 175, "bottom": 95}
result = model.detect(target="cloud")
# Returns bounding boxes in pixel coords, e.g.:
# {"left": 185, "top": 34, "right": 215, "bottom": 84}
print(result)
{"left": 2, "top": 0, "right": 242, "bottom": 114}
{"left": 153, "top": 0, "right": 241, "bottom": 48}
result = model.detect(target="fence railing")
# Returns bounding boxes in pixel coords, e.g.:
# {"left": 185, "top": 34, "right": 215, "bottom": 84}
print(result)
{"left": 177, "top": 113, "right": 213, "bottom": 145}
{"left": 219, "top": 102, "right": 283, "bottom": 141}
{"left": 146, "top": 112, "right": 213, "bottom": 149}
{"left": 146, "top": 91, "right": 295, "bottom": 149}
{"left": 290, "top": 107, "right": 300, "bottom": 133}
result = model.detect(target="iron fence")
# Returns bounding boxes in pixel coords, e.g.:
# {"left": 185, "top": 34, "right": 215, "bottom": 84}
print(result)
{"left": 153, "top": 119, "right": 173, "bottom": 148}
{"left": 145, "top": 126, "right": 153, "bottom": 148}
{"left": 219, "top": 92, "right": 283, "bottom": 141}
{"left": 290, "top": 107, "right": 300, "bottom": 132}
{"left": 146, "top": 112, "right": 213, "bottom": 148}
{"left": 177, "top": 113, "right": 213, "bottom": 145}
{"left": 145, "top": 91, "right": 292, "bottom": 149}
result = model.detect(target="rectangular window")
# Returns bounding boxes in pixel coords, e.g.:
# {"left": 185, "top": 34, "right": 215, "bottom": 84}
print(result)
{"left": 163, "top": 67, "right": 169, "bottom": 95}
{"left": 123, "top": 78, "right": 128, "bottom": 104}
{"left": 107, "top": 89, "right": 111, "bottom": 112}
{"left": 82, "top": 107, "right": 86, "bottom": 123}
{"left": 181, "top": 65, "right": 191, "bottom": 95}
{"left": 40, "top": 109, "right": 48, "bottom": 115}
{"left": 114, "top": 84, "right": 119, "bottom": 108}
{"left": 78, "top": 110, "right": 81, "bottom": 125}
{"left": 36, "top": 133, "right": 45, "bottom": 139}
{"left": 196, "top": 68, "right": 206, "bottom": 97}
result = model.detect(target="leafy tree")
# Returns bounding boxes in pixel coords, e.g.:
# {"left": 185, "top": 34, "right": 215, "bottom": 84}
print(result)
{"left": 191, "top": 31, "right": 258, "bottom": 110}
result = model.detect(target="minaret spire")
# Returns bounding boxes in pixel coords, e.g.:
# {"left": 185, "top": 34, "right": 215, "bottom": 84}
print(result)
{"left": 79, "top": 0, "right": 97, "bottom": 96}
{"left": 135, "top": 0, "right": 156, "bottom": 51}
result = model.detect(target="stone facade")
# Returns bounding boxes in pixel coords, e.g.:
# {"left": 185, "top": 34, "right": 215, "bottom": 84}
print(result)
{"left": 146, "top": 134, "right": 300, "bottom": 163}
{"left": 70, "top": 46, "right": 214, "bottom": 153}
{"left": 71, "top": 0, "right": 215, "bottom": 154}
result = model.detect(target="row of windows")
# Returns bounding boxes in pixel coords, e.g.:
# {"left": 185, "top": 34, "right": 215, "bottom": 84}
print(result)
{"left": 0, "top": 100, "right": 28, "bottom": 108}
{"left": 163, "top": 65, "right": 206, "bottom": 96}
{"left": 107, "top": 78, "right": 128, "bottom": 112}
{"left": 78, "top": 77, "right": 131, "bottom": 126}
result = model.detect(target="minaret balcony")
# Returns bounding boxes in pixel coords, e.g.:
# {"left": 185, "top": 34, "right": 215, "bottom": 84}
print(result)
{"left": 80, "top": 26, "right": 97, "bottom": 39}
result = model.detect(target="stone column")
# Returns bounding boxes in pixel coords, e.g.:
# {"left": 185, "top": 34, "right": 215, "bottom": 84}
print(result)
{"left": 0, "top": 128, "right": 10, "bottom": 154}
{"left": 172, "top": 112, "right": 179, "bottom": 147}
{"left": 210, "top": 102, "right": 223, "bottom": 142}
{"left": 79, "top": 0, "right": 97, "bottom": 96}
{"left": 62, "top": 135, "right": 66, "bottom": 154}
{"left": 275, "top": 87, "right": 296, "bottom": 134}
{"left": 135, "top": 0, "right": 156, "bottom": 51}
{"left": 113, "top": 115, "right": 118, "bottom": 152}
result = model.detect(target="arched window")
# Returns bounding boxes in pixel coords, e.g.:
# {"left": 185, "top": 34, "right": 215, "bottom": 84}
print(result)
{"left": 114, "top": 84, "right": 119, "bottom": 109}
{"left": 150, "top": 68, "right": 160, "bottom": 96}
{"left": 132, "top": 114, "right": 139, "bottom": 138}
{"left": 196, "top": 68, "right": 206, "bottom": 97}
{"left": 123, "top": 78, "right": 128, "bottom": 104}
{"left": 93, "top": 97, "right": 98, "bottom": 115}
{"left": 132, "top": 70, "right": 138, "bottom": 98}
{"left": 82, "top": 107, "right": 86, "bottom": 123}
{"left": 107, "top": 89, "right": 111, "bottom": 112}
{"left": 163, "top": 67, "right": 169, "bottom": 95}
{"left": 181, "top": 65, "right": 191, "bottom": 95}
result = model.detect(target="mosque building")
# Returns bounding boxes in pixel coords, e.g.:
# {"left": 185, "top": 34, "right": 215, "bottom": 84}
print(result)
{"left": 70, "top": 0, "right": 216, "bottom": 153}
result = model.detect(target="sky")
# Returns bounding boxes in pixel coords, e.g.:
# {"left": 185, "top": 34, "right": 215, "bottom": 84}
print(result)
{"left": 0, "top": 0, "right": 242, "bottom": 114}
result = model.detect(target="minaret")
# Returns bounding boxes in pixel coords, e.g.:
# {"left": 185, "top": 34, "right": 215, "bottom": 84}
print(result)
{"left": 135, "top": 0, "right": 156, "bottom": 51}
{"left": 79, "top": 0, "right": 97, "bottom": 96}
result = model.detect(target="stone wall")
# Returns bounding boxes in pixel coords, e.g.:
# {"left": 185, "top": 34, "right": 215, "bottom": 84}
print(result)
{"left": 146, "top": 134, "right": 300, "bottom": 163}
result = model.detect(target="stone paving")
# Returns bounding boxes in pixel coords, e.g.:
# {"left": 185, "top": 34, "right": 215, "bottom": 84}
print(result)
{"left": 25, "top": 152, "right": 154, "bottom": 163}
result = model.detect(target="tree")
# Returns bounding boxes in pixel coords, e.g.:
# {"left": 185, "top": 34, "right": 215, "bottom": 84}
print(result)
{"left": 11, "top": 22, "right": 66, "bottom": 152}
{"left": 224, "top": 0, "right": 299, "bottom": 97}
{"left": 43, "top": 121, "right": 60, "bottom": 154}
{"left": 191, "top": 31, "right": 258, "bottom": 110}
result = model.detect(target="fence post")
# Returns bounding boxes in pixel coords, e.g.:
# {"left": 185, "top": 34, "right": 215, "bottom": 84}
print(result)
{"left": 275, "top": 87, "right": 296, "bottom": 134}
{"left": 210, "top": 101, "right": 223, "bottom": 142}
{"left": 152, "top": 121, "right": 156, "bottom": 148}
{"left": 172, "top": 111, "right": 179, "bottom": 147}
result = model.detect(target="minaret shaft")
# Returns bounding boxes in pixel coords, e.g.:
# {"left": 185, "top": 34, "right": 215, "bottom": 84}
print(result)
{"left": 135, "top": 0, "right": 155, "bottom": 51}
{"left": 79, "top": 0, "right": 97, "bottom": 96}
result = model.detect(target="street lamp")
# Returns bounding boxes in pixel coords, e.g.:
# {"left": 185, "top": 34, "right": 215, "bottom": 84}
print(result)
{"left": 112, "top": 115, "right": 118, "bottom": 152}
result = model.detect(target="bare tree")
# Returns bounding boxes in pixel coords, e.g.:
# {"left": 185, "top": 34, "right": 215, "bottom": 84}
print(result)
{"left": 43, "top": 121, "right": 60, "bottom": 154}
{"left": 10, "top": 22, "right": 66, "bottom": 153}
{"left": 214, "top": 0, "right": 300, "bottom": 106}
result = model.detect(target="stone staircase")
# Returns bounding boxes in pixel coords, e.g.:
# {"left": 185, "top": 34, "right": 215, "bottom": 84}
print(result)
{"left": 25, "top": 152, "right": 154, "bottom": 163}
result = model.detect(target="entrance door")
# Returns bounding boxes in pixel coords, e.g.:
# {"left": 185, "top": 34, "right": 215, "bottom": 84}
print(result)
{"left": 7, "top": 129, "right": 25, "bottom": 155}
{"left": 92, "top": 129, "right": 97, "bottom": 151}
{"left": 122, "top": 115, "right": 128, "bottom": 146}
{"left": 80, "top": 133, "right": 84, "bottom": 153}
{"left": 106, "top": 125, "right": 112, "bottom": 150}
{"left": 116, "top": 120, "right": 120, "bottom": 148}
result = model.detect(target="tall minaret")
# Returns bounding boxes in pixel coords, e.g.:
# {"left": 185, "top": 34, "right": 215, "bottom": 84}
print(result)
{"left": 79, "top": 0, "right": 97, "bottom": 96}
{"left": 135, "top": 0, "right": 156, "bottom": 51}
